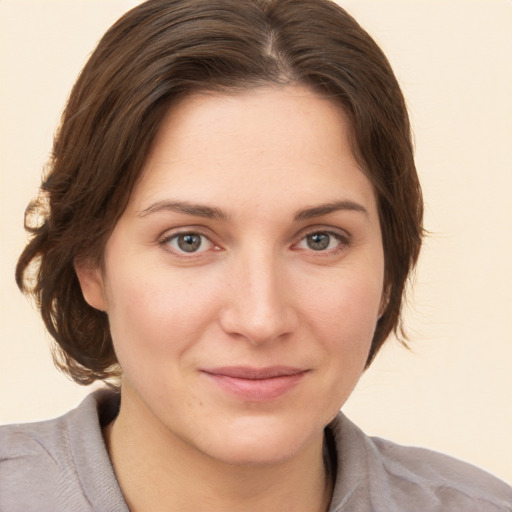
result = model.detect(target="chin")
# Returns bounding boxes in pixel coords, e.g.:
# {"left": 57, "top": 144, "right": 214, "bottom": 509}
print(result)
{"left": 197, "top": 414, "right": 323, "bottom": 467}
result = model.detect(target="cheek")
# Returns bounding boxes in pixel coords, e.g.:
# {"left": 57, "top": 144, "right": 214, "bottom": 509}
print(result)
{"left": 301, "top": 267, "right": 383, "bottom": 360}
{"left": 104, "top": 260, "right": 222, "bottom": 362}
{"left": 303, "top": 265, "right": 383, "bottom": 327}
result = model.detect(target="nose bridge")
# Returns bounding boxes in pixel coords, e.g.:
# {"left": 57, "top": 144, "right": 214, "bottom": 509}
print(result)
{"left": 220, "top": 243, "right": 295, "bottom": 344}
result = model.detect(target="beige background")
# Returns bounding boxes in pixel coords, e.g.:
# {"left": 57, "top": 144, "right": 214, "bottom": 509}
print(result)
{"left": 1, "top": 0, "right": 511, "bottom": 484}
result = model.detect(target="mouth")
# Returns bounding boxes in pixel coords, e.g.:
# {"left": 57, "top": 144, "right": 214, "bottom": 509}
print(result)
{"left": 201, "top": 366, "right": 309, "bottom": 401}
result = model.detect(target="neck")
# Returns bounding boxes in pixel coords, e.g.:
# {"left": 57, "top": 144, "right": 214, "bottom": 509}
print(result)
{"left": 103, "top": 390, "right": 333, "bottom": 512}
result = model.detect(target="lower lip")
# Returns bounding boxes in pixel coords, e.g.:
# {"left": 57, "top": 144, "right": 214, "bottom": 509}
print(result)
{"left": 204, "top": 372, "right": 307, "bottom": 402}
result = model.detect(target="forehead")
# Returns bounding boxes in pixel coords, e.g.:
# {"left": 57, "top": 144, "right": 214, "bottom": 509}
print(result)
{"left": 129, "top": 84, "right": 377, "bottom": 218}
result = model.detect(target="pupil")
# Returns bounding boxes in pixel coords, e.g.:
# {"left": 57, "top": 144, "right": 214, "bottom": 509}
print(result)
{"left": 307, "top": 233, "right": 330, "bottom": 250}
{"left": 178, "top": 234, "right": 201, "bottom": 252}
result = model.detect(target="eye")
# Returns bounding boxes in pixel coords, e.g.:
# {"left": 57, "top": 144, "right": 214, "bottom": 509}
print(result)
{"left": 164, "top": 232, "right": 213, "bottom": 254}
{"left": 295, "top": 231, "right": 348, "bottom": 252}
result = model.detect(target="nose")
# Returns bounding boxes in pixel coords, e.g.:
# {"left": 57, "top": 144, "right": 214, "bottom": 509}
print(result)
{"left": 218, "top": 248, "right": 297, "bottom": 345}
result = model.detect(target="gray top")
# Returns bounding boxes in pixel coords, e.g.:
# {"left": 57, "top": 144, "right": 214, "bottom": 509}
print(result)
{"left": 1, "top": 389, "right": 511, "bottom": 511}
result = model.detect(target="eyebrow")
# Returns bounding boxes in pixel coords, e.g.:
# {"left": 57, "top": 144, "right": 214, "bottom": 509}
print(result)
{"left": 293, "top": 200, "right": 368, "bottom": 221}
{"left": 137, "top": 200, "right": 228, "bottom": 220}
{"left": 137, "top": 199, "right": 368, "bottom": 222}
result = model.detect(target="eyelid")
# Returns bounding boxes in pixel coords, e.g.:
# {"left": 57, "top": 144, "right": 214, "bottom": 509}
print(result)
{"left": 158, "top": 226, "right": 221, "bottom": 256}
{"left": 157, "top": 224, "right": 351, "bottom": 257}
{"left": 291, "top": 225, "right": 352, "bottom": 253}
{"left": 294, "top": 224, "right": 351, "bottom": 242}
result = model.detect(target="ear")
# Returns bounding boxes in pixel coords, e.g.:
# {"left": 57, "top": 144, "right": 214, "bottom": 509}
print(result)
{"left": 74, "top": 259, "right": 107, "bottom": 312}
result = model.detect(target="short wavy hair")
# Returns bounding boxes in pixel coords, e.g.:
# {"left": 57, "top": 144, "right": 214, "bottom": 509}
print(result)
{"left": 16, "top": 0, "right": 423, "bottom": 385}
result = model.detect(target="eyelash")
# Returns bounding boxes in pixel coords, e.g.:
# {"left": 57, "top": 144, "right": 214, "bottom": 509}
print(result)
{"left": 292, "top": 229, "right": 350, "bottom": 255}
{"left": 159, "top": 228, "right": 351, "bottom": 257}
{"left": 159, "top": 230, "right": 218, "bottom": 256}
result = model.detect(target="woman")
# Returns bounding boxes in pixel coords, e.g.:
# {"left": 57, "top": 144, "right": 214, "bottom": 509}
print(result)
{"left": 1, "top": 0, "right": 511, "bottom": 510}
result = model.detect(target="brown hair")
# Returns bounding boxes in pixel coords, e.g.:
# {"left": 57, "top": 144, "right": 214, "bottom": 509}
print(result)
{"left": 16, "top": 0, "right": 423, "bottom": 384}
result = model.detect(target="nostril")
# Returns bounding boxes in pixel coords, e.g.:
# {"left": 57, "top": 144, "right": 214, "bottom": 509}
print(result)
{"left": 218, "top": 295, "right": 297, "bottom": 345}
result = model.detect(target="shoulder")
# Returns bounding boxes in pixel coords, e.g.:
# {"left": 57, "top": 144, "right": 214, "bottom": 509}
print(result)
{"left": 327, "top": 413, "right": 512, "bottom": 512}
{"left": 1, "top": 406, "right": 80, "bottom": 511}
{"left": 0, "top": 389, "right": 125, "bottom": 512}
{"left": 370, "top": 436, "right": 512, "bottom": 511}
{"left": 0, "top": 406, "right": 76, "bottom": 506}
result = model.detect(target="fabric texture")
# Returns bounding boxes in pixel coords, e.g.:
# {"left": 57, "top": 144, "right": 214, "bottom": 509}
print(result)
{"left": 1, "top": 389, "right": 511, "bottom": 511}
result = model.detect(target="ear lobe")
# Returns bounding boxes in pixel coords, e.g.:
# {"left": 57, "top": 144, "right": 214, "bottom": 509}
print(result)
{"left": 74, "top": 260, "right": 107, "bottom": 311}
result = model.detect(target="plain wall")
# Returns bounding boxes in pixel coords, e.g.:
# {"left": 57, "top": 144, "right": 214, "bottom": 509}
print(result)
{"left": 1, "top": 0, "right": 511, "bottom": 484}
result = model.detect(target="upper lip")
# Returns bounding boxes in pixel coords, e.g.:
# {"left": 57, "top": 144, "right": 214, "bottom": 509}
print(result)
{"left": 202, "top": 366, "right": 308, "bottom": 380}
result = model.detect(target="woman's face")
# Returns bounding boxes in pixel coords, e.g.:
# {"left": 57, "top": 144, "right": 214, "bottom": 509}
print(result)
{"left": 78, "top": 85, "right": 385, "bottom": 465}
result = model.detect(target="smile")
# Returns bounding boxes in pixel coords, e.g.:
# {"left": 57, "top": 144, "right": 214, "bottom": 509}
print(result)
{"left": 202, "top": 366, "right": 309, "bottom": 402}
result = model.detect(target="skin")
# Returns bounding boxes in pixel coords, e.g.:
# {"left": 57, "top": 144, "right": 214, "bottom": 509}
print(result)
{"left": 76, "top": 84, "right": 385, "bottom": 512}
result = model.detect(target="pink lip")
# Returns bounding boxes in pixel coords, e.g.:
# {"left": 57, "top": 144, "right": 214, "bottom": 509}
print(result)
{"left": 202, "top": 366, "right": 309, "bottom": 402}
